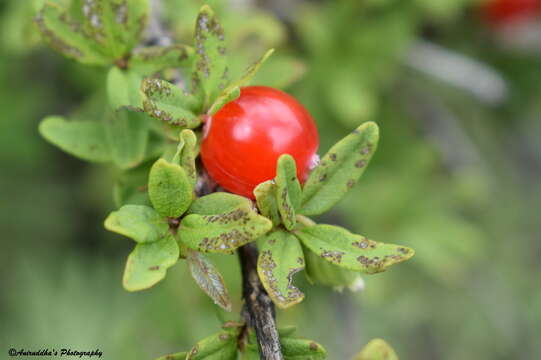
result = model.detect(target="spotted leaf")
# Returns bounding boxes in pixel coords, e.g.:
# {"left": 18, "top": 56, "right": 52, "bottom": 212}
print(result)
{"left": 148, "top": 158, "right": 194, "bottom": 218}
{"left": 35, "top": 3, "right": 109, "bottom": 65}
{"left": 303, "top": 243, "right": 363, "bottom": 291}
{"left": 193, "top": 5, "right": 228, "bottom": 108}
{"left": 281, "top": 338, "right": 327, "bottom": 360}
{"left": 79, "top": 0, "right": 149, "bottom": 59}
{"left": 186, "top": 328, "right": 240, "bottom": 360}
{"left": 141, "top": 78, "right": 201, "bottom": 128}
{"left": 257, "top": 230, "right": 305, "bottom": 309}
{"left": 186, "top": 249, "right": 232, "bottom": 312}
{"left": 130, "top": 44, "right": 194, "bottom": 76}
{"left": 275, "top": 154, "right": 302, "bottom": 230}
{"left": 123, "top": 234, "right": 179, "bottom": 291}
{"left": 295, "top": 224, "right": 414, "bottom": 273}
{"left": 353, "top": 339, "right": 398, "bottom": 360}
{"left": 179, "top": 193, "right": 272, "bottom": 253}
{"left": 301, "top": 122, "right": 379, "bottom": 216}
{"left": 104, "top": 204, "right": 168, "bottom": 243}
{"left": 254, "top": 181, "right": 281, "bottom": 226}
{"left": 39, "top": 116, "right": 111, "bottom": 163}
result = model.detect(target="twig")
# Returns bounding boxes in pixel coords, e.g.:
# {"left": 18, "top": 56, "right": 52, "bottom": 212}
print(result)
{"left": 239, "top": 243, "right": 284, "bottom": 360}
{"left": 146, "top": 2, "right": 283, "bottom": 358}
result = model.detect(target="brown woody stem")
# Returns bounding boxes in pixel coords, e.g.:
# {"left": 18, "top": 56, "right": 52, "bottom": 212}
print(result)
{"left": 238, "top": 243, "right": 284, "bottom": 360}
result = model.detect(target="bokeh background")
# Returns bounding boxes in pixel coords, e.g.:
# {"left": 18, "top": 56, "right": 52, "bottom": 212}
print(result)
{"left": 1, "top": 0, "right": 541, "bottom": 359}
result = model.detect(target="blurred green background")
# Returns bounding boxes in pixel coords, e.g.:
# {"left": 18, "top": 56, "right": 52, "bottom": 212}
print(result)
{"left": 1, "top": 0, "right": 540, "bottom": 359}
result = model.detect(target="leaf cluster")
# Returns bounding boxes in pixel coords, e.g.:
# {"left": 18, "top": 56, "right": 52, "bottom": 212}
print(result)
{"left": 34, "top": 2, "right": 415, "bottom": 358}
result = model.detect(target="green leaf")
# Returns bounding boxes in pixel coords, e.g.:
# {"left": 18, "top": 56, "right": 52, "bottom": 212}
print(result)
{"left": 353, "top": 339, "right": 398, "bottom": 360}
{"left": 193, "top": 5, "right": 228, "bottom": 107}
{"left": 104, "top": 204, "right": 169, "bottom": 243}
{"left": 148, "top": 158, "right": 193, "bottom": 218}
{"left": 279, "top": 326, "right": 297, "bottom": 337}
{"left": 186, "top": 248, "right": 232, "bottom": 312}
{"left": 229, "top": 48, "right": 274, "bottom": 90}
{"left": 303, "top": 244, "right": 363, "bottom": 291}
{"left": 142, "top": 78, "right": 201, "bottom": 128}
{"left": 252, "top": 55, "right": 306, "bottom": 89}
{"left": 208, "top": 86, "right": 240, "bottom": 116}
{"left": 300, "top": 122, "right": 379, "bottom": 216}
{"left": 180, "top": 193, "right": 272, "bottom": 253}
{"left": 104, "top": 108, "right": 149, "bottom": 169}
{"left": 275, "top": 154, "right": 302, "bottom": 230}
{"left": 208, "top": 48, "right": 274, "bottom": 115}
{"left": 113, "top": 162, "right": 152, "bottom": 207}
{"left": 295, "top": 224, "right": 414, "bottom": 274}
{"left": 281, "top": 338, "right": 326, "bottom": 360}
{"left": 39, "top": 116, "right": 111, "bottom": 163}
{"left": 107, "top": 67, "right": 143, "bottom": 110}
{"left": 35, "top": 3, "right": 109, "bottom": 65}
{"left": 79, "top": 0, "right": 149, "bottom": 59}
{"left": 155, "top": 351, "right": 188, "bottom": 360}
{"left": 187, "top": 192, "right": 250, "bottom": 216}
{"left": 123, "top": 234, "right": 179, "bottom": 291}
{"left": 186, "top": 329, "right": 239, "bottom": 360}
{"left": 172, "top": 129, "right": 198, "bottom": 188}
{"left": 130, "top": 44, "right": 194, "bottom": 76}
{"left": 254, "top": 181, "right": 281, "bottom": 226}
{"left": 257, "top": 230, "right": 305, "bottom": 309}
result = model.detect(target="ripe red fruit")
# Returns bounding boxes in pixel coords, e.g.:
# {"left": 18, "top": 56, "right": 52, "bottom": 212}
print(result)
{"left": 201, "top": 86, "right": 319, "bottom": 199}
{"left": 482, "top": 0, "right": 541, "bottom": 26}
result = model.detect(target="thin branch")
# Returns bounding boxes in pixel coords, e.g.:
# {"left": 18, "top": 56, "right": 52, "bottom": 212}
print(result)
{"left": 239, "top": 243, "right": 284, "bottom": 360}
{"left": 146, "top": 2, "right": 283, "bottom": 358}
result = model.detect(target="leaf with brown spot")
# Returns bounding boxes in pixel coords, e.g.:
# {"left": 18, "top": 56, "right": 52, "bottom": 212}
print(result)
{"left": 179, "top": 193, "right": 272, "bottom": 253}
{"left": 186, "top": 328, "right": 240, "bottom": 360}
{"left": 193, "top": 5, "right": 229, "bottom": 108}
{"left": 257, "top": 230, "right": 305, "bottom": 309}
{"left": 275, "top": 154, "right": 302, "bottom": 230}
{"left": 122, "top": 234, "right": 179, "bottom": 291}
{"left": 302, "top": 243, "right": 363, "bottom": 290}
{"left": 35, "top": 3, "right": 110, "bottom": 65}
{"left": 353, "top": 338, "right": 398, "bottom": 360}
{"left": 141, "top": 78, "right": 202, "bottom": 128}
{"left": 130, "top": 44, "right": 194, "bottom": 76}
{"left": 301, "top": 122, "right": 379, "bottom": 216}
{"left": 295, "top": 224, "right": 414, "bottom": 274}
{"left": 280, "top": 338, "right": 326, "bottom": 359}
{"left": 80, "top": 0, "right": 149, "bottom": 59}
{"left": 186, "top": 249, "right": 232, "bottom": 312}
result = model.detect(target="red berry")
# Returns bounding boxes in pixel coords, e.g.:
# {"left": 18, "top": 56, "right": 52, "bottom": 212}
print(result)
{"left": 482, "top": 0, "right": 541, "bottom": 26}
{"left": 201, "top": 86, "right": 319, "bottom": 199}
